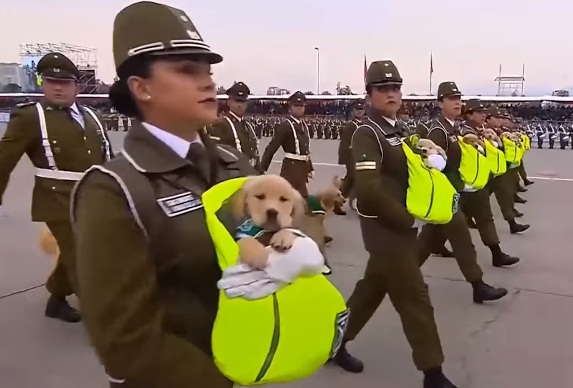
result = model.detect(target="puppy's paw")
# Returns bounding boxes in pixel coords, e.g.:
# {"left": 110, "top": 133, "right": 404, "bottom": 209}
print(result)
{"left": 240, "top": 250, "right": 269, "bottom": 269}
{"left": 270, "top": 229, "right": 297, "bottom": 252}
{"left": 238, "top": 238, "right": 270, "bottom": 269}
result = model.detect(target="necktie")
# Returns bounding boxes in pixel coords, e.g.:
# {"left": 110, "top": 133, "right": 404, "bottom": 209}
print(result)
{"left": 186, "top": 142, "right": 211, "bottom": 182}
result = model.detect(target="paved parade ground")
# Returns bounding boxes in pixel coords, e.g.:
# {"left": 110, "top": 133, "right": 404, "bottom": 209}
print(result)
{"left": 1, "top": 127, "right": 573, "bottom": 388}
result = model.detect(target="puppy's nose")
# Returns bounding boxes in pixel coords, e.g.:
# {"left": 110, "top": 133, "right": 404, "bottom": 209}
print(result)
{"left": 266, "top": 209, "right": 278, "bottom": 219}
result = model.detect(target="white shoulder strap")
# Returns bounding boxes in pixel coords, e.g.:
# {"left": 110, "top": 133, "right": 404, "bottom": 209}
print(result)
{"left": 35, "top": 103, "right": 57, "bottom": 170}
{"left": 286, "top": 120, "right": 301, "bottom": 154}
{"left": 223, "top": 116, "right": 242, "bottom": 152}
{"left": 83, "top": 106, "right": 112, "bottom": 161}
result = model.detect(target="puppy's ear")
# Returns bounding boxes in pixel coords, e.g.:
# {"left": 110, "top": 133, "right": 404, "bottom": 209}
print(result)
{"left": 231, "top": 189, "right": 248, "bottom": 219}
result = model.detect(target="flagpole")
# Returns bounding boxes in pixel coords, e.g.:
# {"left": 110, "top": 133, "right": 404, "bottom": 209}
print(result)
{"left": 429, "top": 53, "right": 433, "bottom": 95}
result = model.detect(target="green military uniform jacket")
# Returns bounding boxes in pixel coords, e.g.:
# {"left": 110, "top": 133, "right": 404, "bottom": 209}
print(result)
{"left": 351, "top": 113, "right": 415, "bottom": 253}
{"left": 0, "top": 100, "right": 112, "bottom": 222}
{"left": 209, "top": 112, "right": 260, "bottom": 169}
{"left": 426, "top": 115, "right": 465, "bottom": 191}
{"left": 338, "top": 119, "right": 361, "bottom": 165}
{"left": 72, "top": 122, "right": 255, "bottom": 388}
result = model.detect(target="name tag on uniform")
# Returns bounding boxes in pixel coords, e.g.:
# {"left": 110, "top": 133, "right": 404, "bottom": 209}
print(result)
{"left": 157, "top": 191, "right": 203, "bottom": 217}
{"left": 387, "top": 136, "right": 402, "bottom": 146}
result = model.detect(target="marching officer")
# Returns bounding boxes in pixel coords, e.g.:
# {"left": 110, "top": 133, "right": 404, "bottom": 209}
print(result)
{"left": 261, "top": 91, "right": 314, "bottom": 196}
{"left": 335, "top": 99, "right": 365, "bottom": 214}
{"left": 536, "top": 124, "right": 545, "bottom": 149}
{"left": 461, "top": 100, "right": 520, "bottom": 267}
{"left": 417, "top": 82, "right": 508, "bottom": 302}
{"left": 332, "top": 60, "right": 459, "bottom": 388}
{"left": 208, "top": 82, "right": 261, "bottom": 171}
{"left": 485, "top": 107, "right": 531, "bottom": 231}
{"left": 73, "top": 2, "right": 256, "bottom": 386}
{"left": 0, "top": 52, "right": 113, "bottom": 322}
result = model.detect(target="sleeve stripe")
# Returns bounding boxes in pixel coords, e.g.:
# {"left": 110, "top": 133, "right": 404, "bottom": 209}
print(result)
{"left": 355, "top": 165, "right": 377, "bottom": 171}
{"left": 355, "top": 161, "right": 377, "bottom": 167}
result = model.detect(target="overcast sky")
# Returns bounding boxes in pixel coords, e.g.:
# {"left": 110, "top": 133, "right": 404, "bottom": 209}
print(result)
{"left": 0, "top": 0, "right": 569, "bottom": 95}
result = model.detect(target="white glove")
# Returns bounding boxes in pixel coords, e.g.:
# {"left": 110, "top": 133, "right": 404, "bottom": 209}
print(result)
{"left": 462, "top": 184, "right": 477, "bottom": 192}
{"left": 412, "top": 218, "right": 426, "bottom": 230}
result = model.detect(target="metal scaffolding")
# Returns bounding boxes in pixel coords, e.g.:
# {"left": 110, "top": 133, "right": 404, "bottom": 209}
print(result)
{"left": 495, "top": 64, "right": 525, "bottom": 96}
{"left": 19, "top": 43, "right": 99, "bottom": 93}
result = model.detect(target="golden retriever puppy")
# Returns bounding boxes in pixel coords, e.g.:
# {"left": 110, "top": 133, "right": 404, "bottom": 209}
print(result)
{"left": 232, "top": 175, "right": 306, "bottom": 269}
{"left": 462, "top": 133, "right": 486, "bottom": 150}
{"left": 416, "top": 138, "right": 447, "bottom": 159}
{"left": 482, "top": 128, "right": 501, "bottom": 144}
{"left": 39, "top": 226, "right": 59, "bottom": 258}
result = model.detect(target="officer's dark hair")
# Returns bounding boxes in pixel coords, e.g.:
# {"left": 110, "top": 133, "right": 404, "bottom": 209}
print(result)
{"left": 108, "top": 55, "right": 154, "bottom": 119}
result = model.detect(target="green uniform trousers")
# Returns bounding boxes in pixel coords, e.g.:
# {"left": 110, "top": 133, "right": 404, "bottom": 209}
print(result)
{"left": 488, "top": 173, "right": 516, "bottom": 222}
{"left": 518, "top": 161, "right": 528, "bottom": 182}
{"left": 344, "top": 230, "right": 444, "bottom": 371}
{"left": 45, "top": 221, "right": 77, "bottom": 298}
{"left": 416, "top": 211, "right": 483, "bottom": 283}
{"left": 460, "top": 189, "right": 500, "bottom": 246}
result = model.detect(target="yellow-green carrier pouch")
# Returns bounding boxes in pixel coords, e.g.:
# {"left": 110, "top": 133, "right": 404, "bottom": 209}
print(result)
{"left": 202, "top": 177, "right": 349, "bottom": 386}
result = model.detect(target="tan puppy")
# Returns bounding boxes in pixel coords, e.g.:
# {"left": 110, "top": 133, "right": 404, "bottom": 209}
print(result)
{"left": 462, "top": 133, "right": 486, "bottom": 149}
{"left": 482, "top": 128, "right": 501, "bottom": 144}
{"left": 232, "top": 175, "right": 306, "bottom": 269}
{"left": 39, "top": 226, "right": 59, "bottom": 258}
{"left": 416, "top": 138, "right": 447, "bottom": 159}
{"left": 298, "top": 176, "right": 345, "bottom": 254}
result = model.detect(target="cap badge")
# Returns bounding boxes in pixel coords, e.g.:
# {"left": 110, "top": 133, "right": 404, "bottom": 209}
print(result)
{"left": 385, "top": 73, "right": 392, "bottom": 77}
{"left": 187, "top": 30, "right": 201, "bottom": 40}
{"left": 53, "top": 68, "right": 60, "bottom": 73}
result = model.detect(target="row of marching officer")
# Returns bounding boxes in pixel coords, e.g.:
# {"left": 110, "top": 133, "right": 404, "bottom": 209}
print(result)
{"left": 323, "top": 61, "right": 535, "bottom": 388}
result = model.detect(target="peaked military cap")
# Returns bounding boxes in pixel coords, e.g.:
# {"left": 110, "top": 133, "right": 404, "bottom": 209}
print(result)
{"left": 437, "top": 81, "right": 462, "bottom": 100}
{"left": 352, "top": 99, "right": 365, "bottom": 109}
{"left": 365, "top": 60, "right": 402, "bottom": 87}
{"left": 500, "top": 109, "right": 511, "bottom": 119}
{"left": 464, "top": 99, "right": 487, "bottom": 112}
{"left": 226, "top": 82, "right": 250, "bottom": 101}
{"left": 113, "top": 1, "right": 223, "bottom": 70}
{"left": 486, "top": 105, "right": 501, "bottom": 117}
{"left": 288, "top": 91, "right": 306, "bottom": 105}
{"left": 36, "top": 53, "right": 80, "bottom": 80}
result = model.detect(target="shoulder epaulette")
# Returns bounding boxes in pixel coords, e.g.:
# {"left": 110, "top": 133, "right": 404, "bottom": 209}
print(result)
{"left": 16, "top": 101, "right": 36, "bottom": 108}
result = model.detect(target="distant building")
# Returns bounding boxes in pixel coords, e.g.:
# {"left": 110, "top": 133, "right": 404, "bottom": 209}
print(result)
{"left": 552, "top": 89, "right": 569, "bottom": 97}
{"left": 266, "top": 87, "right": 290, "bottom": 96}
{"left": 0, "top": 63, "right": 26, "bottom": 91}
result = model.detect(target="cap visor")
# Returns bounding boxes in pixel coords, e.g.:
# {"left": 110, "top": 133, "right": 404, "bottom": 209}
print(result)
{"left": 41, "top": 73, "right": 77, "bottom": 81}
{"left": 151, "top": 48, "right": 223, "bottom": 64}
{"left": 369, "top": 81, "right": 403, "bottom": 86}
{"left": 229, "top": 96, "right": 248, "bottom": 102}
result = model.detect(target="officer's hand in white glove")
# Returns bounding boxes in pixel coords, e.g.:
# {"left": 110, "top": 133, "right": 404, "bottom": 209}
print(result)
{"left": 412, "top": 218, "right": 426, "bottom": 230}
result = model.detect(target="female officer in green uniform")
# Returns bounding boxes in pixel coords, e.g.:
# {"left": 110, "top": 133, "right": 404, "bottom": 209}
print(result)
{"left": 71, "top": 2, "right": 255, "bottom": 387}
{"left": 332, "top": 60, "right": 458, "bottom": 388}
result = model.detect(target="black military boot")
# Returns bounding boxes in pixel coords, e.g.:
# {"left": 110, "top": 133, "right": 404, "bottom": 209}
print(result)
{"left": 514, "top": 194, "right": 527, "bottom": 204}
{"left": 423, "top": 367, "right": 458, "bottom": 388}
{"left": 517, "top": 186, "right": 527, "bottom": 193}
{"left": 513, "top": 208, "right": 524, "bottom": 218}
{"left": 524, "top": 179, "right": 534, "bottom": 186}
{"left": 509, "top": 220, "right": 530, "bottom": 234}
{"left": 45, "top": 295, "right": 81, "bottom": 323}
{"left": 489, "top": 244, "right": 520, "bottom": 268}
{"left": 324, "top": 236, "right": 333, "bottom": 244}
{"left": 431, "top": 245, "right": 454, "bottom": 258}
{"left": 331, "top": 343, "right": 364, "bottom": 373}
{"left": 472, "top": 280, "right": 508, "bottom": 304}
